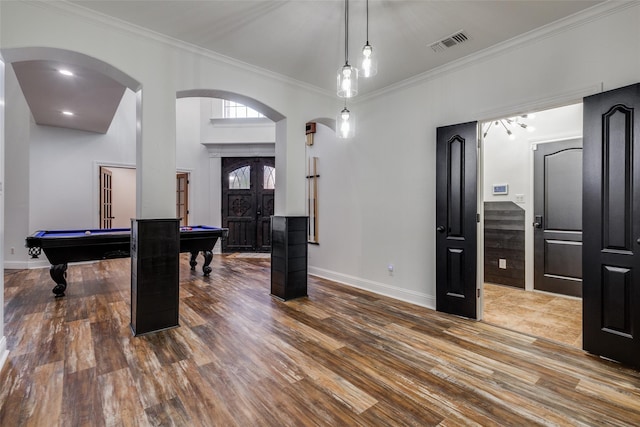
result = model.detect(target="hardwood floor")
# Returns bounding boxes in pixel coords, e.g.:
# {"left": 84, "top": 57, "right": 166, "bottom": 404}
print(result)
{"left": 483, "top": 283, "right": 582, "bottom": 347}
{"left": 1, "top": 255, "right": 640, "bottom": 426}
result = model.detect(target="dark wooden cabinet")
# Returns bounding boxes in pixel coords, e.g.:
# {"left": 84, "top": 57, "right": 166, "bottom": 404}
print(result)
{"left": 130, "top": 218, "right": 180, "bottom": 335}
{"left": 270, "top": 216, "right": 307, "bottom": 300}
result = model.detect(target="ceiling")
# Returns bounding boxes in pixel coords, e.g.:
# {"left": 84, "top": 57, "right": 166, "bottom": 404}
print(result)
{"left": 9, "top": 0, "right": 603, "bottom": 133}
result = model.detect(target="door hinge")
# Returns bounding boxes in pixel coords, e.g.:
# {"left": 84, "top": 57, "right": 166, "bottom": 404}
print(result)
{"left": 476, "top": 213, "right": 480, "bottom": 223}
{"left": 477, "top": 288, "right": 481, "bottom": 298}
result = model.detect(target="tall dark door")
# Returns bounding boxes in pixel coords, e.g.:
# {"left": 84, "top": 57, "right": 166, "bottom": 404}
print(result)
{"left": 99, "top": 167, "right": 113, "bottom": 229}
{"left": 436, "top": 122, "right": 478, "bottom": 319}
{"left": 583, "top": 83, "right": 640, "bottom": 369}
{"left": 534, "top": 140, "right": 583, "bottom": 297}
{"left": 222, "top": 157, "right": 275, "bottom": 253}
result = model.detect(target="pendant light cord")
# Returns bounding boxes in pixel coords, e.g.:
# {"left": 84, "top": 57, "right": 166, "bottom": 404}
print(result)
{"left": 345, "top": 0, "right": 349, "bottom": 64}
{"left": 366, "top": 0, "right": 369, "bottom": 44}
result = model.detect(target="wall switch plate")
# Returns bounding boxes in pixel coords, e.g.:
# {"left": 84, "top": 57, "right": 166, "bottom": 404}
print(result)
{"left": 499, "top": 258, "right": 507, "bottom": 269}
{"left": 515, "top": 194, "right": 525, "bottom": 203}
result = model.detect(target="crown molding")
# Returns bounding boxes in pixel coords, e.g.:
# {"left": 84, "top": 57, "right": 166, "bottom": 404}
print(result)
{"left": 29, "top": 1, "right": 334, "bottom": 99}
{"left": 357, "top": 1, "right": 639, "bottom": 103}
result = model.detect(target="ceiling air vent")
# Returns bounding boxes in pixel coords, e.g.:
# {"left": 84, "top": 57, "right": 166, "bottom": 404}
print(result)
{"left": 429, "top": 30, "right": 469, "bottom": 52}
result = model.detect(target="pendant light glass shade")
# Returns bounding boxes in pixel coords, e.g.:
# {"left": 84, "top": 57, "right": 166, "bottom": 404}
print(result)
{"left": 360, "top": 0, "right": 377, "bottom": 78}
{"left": 337, "top": 64, "right": 358, "bottom": 98}
{"left": 337, "top": 106, "right": 355, "bottom": 139}
{"left": 337, "top": 0, "right": 358, "bottom": 98}
{"left": 361, "top": 43, "right": 377, "bottom": 78}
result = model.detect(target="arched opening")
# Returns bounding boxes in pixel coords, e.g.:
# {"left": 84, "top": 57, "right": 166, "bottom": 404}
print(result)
{"left": 176, "top": 89, "right": 284, "bottom": 253}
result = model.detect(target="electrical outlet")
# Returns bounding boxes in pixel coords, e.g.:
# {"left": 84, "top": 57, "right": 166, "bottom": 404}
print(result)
{"left": 515, "top": 194, "right": 525, "bottom": 203}
{"left": 499, "top": 258, "right": 507, "bottom": 269}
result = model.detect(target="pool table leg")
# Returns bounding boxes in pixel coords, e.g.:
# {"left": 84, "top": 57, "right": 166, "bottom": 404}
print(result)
{"left": 50, "top": 263, "right": 68, "bottom": 297}
{"left": 189, "top": 251, "right": 198, "bottom": 270}
{"left": 202, "top": 250, "right": 213, "bottom": 276}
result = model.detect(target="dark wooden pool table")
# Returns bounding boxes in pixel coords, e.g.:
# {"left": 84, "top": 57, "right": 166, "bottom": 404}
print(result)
{"left": 25, "top": 225, "right": 228, "bottom": 297}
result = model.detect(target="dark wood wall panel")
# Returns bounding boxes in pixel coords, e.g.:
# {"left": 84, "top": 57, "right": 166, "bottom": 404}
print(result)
{"left": 484, "top": 201, "right": 525, "bottom": 288}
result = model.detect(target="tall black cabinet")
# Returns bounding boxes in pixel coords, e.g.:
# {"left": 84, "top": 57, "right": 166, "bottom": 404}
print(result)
{"left": 270, "top": 216, "right": 308, "bottom": 300}
{"left": 130, "top": 218, "right": 180, "bottom": 335}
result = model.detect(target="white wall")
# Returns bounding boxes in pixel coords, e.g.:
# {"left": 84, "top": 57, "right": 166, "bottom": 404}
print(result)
{"left": 28, "top": 90, "right": 137, "bottom": 231}
{"left": 0, "top": 58, "right": 8, "bottom": 370}
{"left": 309, "top": 3, "right": 640, "bottom": 309}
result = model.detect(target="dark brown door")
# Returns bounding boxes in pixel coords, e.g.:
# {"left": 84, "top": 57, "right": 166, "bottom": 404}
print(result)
{"left": 436, "top": 122, "right": 478, "bottom": 319}
{"left": 583, "top": 83, "right": 640, "bottom": 369}
{"left": 222, "top": 157, "right": 275, "bottom": 252}
{"left": 176, "top": 173, "right": 189, "bottom": 227}
{"left": 533, "top": 139, "right": 583, "bottom": 297}
{"left": 99, "top": 167, "right": 113, "bottom": 229}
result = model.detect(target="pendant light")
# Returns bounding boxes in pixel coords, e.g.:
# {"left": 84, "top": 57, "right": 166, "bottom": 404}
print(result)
{"left": 361, "top": 0, "right": 377, "bottom": 78}
{"left": 337, "top": 0, "right": 358, "bottom": 98}
{"left": 337, "top": 99, "right": 355, "bottom": 139}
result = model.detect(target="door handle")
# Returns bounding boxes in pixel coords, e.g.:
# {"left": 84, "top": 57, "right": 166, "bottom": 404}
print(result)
{"left": 436, "top": 226, "right": 446, "bottom": 233}
{"left": 533, "top": 215, "right": 543, "bottom": 228}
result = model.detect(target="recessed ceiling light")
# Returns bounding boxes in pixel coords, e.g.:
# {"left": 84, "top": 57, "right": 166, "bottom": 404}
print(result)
{"left": 58, "top": 69, "right": 74, "bottom": 77}
{"left": 62, "top": 111, "right": 74, "bottom": 116}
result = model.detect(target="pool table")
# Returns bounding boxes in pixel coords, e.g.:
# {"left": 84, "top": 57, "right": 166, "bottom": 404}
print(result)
{"left": 25, "top": 225, "right": 228, "bottom": 297}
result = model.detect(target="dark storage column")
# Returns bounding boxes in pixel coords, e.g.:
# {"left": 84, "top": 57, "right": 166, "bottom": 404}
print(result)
{"left": 271, "top": 216, "right": 308, "bottom": 300}
{"left": 130, "top": 218, "right": 180, "bottom": 335}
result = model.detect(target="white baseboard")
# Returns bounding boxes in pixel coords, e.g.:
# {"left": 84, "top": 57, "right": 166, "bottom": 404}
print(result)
{"left": 5, "top": 259, "right": 49, "bottom": 270}
{"left": 0, "top": 336, "right": 8, "bottom": 372}
{"left": 308, "top": 266, "right": 436, "bottom": 310}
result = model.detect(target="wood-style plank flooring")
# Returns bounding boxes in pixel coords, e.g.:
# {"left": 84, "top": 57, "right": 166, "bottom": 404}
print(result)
{"left": 2, "top": 255, "right": 640, "bottom": 426}
{"left": 483, "top": 283, "right": 582, "bottom": 347}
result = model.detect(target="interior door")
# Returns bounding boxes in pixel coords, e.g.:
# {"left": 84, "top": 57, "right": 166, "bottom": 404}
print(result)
{"left": 99, "top": 166, "right": 113, "bottom": 229}
{"left": 222, "top": 157, "right": 274, "bottom": 253}
{"left": 533, "top": 139, "right": 583, "bottom": 297}
{"left": 436, "top": 122, "right": 478, "bottom": 319}
{"left": 176, "top": 173, "right": 189, "bottom": 227}
{"left": 583, "top": 83, "right": 640, "bottom": 368}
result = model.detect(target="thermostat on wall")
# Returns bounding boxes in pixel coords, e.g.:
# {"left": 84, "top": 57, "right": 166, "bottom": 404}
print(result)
{"left": 492, "top": 184, "right": 509, "bottom": 195}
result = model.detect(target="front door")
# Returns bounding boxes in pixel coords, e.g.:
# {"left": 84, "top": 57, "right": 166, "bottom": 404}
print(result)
{"left": 583, "top": 83, "right": 640, "bottom": 368}
{"left": 436, "top": 122, "right": 478, "bottom": 319}
{"left": 533, "top": 139, "right": 583, "bottom": 297}
{"left": 222, "top": 157, "right": 275, "bottom": 252}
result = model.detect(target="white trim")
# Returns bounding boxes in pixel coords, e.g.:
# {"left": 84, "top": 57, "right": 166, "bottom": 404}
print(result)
{"left": 35, "top": 1, "right": 333, "bottom": 98}
{"left": 0, "top": 337, "right": 8, "bottom": 372}
{"left": 209, "top": 118, "right": 274, "bottom": 127}
{"left": 358, "top": 2, "right": 635, "bottom": 102}
{"left": 204, "top": 143, "right": 275, "bottom": 158}
{"left": 308, "top": 266, "right": 436, "bottom": 310}
{"left": 476, "top": 84, "right": 600, "bottom": 124}
{"left": 93, "top": 161, "right": 137, "bottom": 229}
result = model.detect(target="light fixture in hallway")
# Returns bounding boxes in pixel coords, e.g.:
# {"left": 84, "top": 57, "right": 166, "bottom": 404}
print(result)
{"left": 337, "top": 0, "right": 358, "bottom": 98}
{"left": 360, "top": 0, "right": 377, "bottom": 78}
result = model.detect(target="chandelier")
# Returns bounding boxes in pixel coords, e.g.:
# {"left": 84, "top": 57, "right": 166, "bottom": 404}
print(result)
{"left": 483, "top": 115, "right": 535, "bottom": 140}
